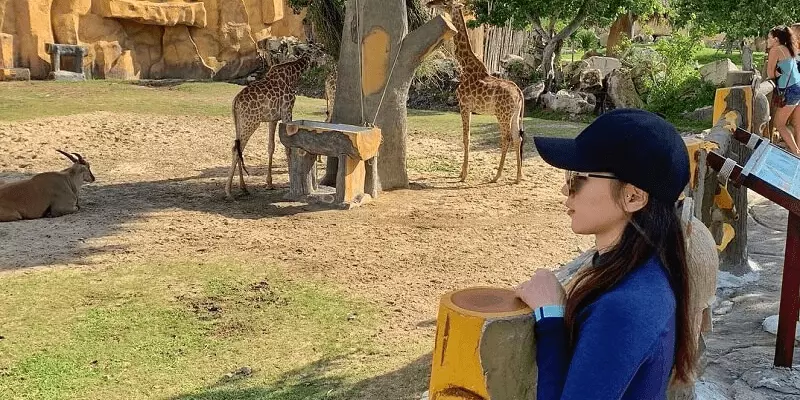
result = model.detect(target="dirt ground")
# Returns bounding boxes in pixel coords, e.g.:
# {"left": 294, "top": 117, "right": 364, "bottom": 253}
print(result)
{"left": 0, "top": 111, "right": 592, "bottom": 391}
{"left": 3, "top": 109, "right": 800, "bottom": 399}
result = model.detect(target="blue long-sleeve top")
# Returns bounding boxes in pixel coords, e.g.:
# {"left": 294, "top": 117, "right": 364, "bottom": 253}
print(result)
{"left": 534, "top": 254, "right": 677, "bottom": 400}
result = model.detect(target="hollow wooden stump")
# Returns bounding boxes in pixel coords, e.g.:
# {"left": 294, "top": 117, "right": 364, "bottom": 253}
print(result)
{"left": 278, "top": 120, "right": 381, "bottom": 206}
{"left": 429, "top": 287, "right": 536, "bottom": 400}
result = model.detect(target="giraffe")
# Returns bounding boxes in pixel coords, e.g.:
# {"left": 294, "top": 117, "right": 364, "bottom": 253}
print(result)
{"left": 225, "top": 48, "right": 318, "bottom": 200}
{"left": 324, "top": 66, "right": 337, "bottom": 123}
{"left": 427, "top": 0, "right": 525, "bottom": 183}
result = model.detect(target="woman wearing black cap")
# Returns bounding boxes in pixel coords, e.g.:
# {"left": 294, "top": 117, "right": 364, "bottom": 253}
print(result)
{"left": 516, "top": 109, "right": 696, "bottom": 399}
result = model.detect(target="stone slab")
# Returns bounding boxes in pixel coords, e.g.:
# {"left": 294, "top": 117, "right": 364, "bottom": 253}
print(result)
{"left": 0, "top": 68, "right": 31, "bottom": 81}
{"left": 48, "top": 70, "right": 86, "bottom": 81}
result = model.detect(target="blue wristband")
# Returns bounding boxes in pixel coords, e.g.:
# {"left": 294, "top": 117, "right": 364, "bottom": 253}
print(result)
{"left": 533, "top": 305, "right": 565, "bottom": 322}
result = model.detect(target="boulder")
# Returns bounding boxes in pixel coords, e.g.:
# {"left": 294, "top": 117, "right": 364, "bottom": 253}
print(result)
{"left": 97, "top": 0, "right": 207, "bottom": 28}
{"left": 106, "top": 49, "right": 137, "bottom": 80}
{"left": 0, "top": 33, "right": 13, "bottom": 68}
{"left": 52, "top": 0, "right": 92, "bottom": 44}
{"left": 606, "top": 68, "right": 644, "bottom": 109}
{"left": 92, "top": 40, "right": 122, "bottom": 78}
{"left": 583, "top": 56, "right": 621, "bottom": 78}
{"left": 0, "top": 68, "right": 31, "bottom": 81}
{"left": 699, "top": 59, "right": 739, "bottom": 86}
{"left": 522, "top": 81, "right": 545, "bottom": 101}
{"left": 151, "top": 25, "right": 214, "bottom": 79}
{"left": 682, "top": 106, "right": 714, "bottom": 123}
{"left": 542, "top": 90, "right": 595, "bottom": 115}
{"left": 0, "top": 0, "right": 306, "bottom": 79}
{"left": 575, "top": 68, "right": 602, "bottom": 91}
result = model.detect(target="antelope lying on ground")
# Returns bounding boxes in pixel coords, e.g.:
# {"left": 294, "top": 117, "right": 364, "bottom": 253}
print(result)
{"left": 0, "top": 150, "right": 95, "bottom": 222}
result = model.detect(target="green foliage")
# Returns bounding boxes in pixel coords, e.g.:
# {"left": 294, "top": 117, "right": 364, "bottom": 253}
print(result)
{"left": 643, "top": 34, "right": 717, "bottom": 116}
{"left": 672, "top": 0, "right": 800, "bottom": 40}
{"left": 571, "top": 28, "right": 599, "bottom": 52}
{"left": 611, "top": 35, "right": 634, "bottom": 57}
{"left": 469, "top": 0, "right": 667, "bottom": 30}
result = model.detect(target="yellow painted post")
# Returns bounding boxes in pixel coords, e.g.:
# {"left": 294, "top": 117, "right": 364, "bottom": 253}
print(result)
{"left": 429, "top": 287, "right": 535, "bottom": 400}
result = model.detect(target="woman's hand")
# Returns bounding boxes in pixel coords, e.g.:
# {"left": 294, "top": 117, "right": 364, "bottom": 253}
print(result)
{"left": 515, "top": 269, "right": 567, "bottom": 309}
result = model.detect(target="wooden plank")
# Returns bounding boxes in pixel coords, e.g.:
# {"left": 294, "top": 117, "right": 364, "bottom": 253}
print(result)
{"left": 776, "top": 212, "right": 800, "bottom": 367}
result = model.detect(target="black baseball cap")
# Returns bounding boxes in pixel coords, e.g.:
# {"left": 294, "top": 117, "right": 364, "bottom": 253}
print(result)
{"left": 533, "top": 108, "right": 690, "bottom": 203}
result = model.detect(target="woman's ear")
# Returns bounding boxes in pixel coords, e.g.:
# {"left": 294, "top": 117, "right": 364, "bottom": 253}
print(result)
{"left": 622, "top": 184, "right": 649, "bottom": 213}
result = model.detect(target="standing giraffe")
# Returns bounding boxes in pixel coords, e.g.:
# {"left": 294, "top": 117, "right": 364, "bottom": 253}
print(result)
{"left": 427, "top": 0, "right": 525, "bottom": 183}
{"left": 225, "top": 48, "right": 318, "bottom": 200}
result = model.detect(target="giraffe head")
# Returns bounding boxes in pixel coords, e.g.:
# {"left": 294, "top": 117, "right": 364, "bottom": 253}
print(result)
{"left": 293, "top": 41, "right": 327, "bottom": 68}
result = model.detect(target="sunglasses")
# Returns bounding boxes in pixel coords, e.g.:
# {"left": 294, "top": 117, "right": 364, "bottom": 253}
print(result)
{"left": 565, "top": 170, "right": 618, "bottom": 195}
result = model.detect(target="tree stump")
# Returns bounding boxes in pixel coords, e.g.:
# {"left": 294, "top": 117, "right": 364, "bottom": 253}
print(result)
{"left": 429, "top": 287, "right": 536, "bottom": 400}
{"left": 278, "top": 120, "right": 381, "bottom": 207}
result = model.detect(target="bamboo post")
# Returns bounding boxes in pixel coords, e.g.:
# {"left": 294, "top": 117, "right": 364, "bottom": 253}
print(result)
{"left": 429, "top": 287, "right": 536, "bottom": 400}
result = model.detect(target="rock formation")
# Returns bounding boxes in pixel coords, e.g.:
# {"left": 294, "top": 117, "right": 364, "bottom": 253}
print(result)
{"left": 0, "top": 0, "right": 308, "bottom": 80}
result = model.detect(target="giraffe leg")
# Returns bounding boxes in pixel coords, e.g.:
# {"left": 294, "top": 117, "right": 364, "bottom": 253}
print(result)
{"left": 459, "top": 108, "right": 472, "bottom": 182}
{"left": 492, "top": 117, "right": 513, "bottom": 183}
{"left": 492, "top": 136, "right": 510, "bottom": 183}
{"left": 225, "top": 118, "right": 258, "bottom": 199}
{"left": 513, "top": 109, "right": 524, "bottom": 184}
{"left": 266, "top": 121, "right": 278, "bottom": 190}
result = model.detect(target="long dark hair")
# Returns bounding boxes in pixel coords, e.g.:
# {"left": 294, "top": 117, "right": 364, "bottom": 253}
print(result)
{"left": 564, "top": 182, "right": 697, "bottom": 383}
{"left": 770, "top": 25, "right": 798, "bottom": 57}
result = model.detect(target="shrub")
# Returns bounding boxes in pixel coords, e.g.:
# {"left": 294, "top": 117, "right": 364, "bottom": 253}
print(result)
{"left": 640, "top": 33, "right": 716, "bottom": 116}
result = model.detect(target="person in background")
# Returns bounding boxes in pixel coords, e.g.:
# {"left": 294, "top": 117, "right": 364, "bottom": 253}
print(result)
{"left": 517, "top": 109, "right": 696, "bottom": 399}
{"left": 766, "top": 25, "right": 800, "bottom": 155}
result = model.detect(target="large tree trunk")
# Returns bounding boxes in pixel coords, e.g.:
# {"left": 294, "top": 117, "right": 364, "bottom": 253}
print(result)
{"left": 606, "top": 12, "right": 635, "bottom": 57}
{"left": 320, "top": 0, "right": 456, "bottom": 189}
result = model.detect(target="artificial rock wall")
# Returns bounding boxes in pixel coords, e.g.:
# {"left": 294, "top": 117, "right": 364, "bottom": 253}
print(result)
{"left": 0, "top": 0, "right": 307, "bottom": 80}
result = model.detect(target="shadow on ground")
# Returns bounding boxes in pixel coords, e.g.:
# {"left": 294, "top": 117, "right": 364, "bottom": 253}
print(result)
{"left": 169, "top": 353, "right": 433, "bottom": 400}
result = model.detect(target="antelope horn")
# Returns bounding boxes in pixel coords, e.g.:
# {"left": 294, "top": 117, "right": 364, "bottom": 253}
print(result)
{"left": 72, "top": 152, "right": 85, "bottom": 163}
{"left": 56, "top": 149, "right": 78, "bottom": 163}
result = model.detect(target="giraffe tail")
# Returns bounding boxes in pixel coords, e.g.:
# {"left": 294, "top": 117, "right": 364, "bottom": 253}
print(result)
{"left": 232, "top": 102, "right": 249, "bottom": 176}
{"left": 235, "top": 139, "right": 249, "bottom": 176}
{"left": 518, "top": 94, "right": 525, "bottom": 159}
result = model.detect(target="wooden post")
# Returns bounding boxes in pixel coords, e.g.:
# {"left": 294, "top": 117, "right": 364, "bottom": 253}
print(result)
{"left": 429, "top": 287, "right": 536, "bottom": 400}
{"left": 287, "top": 148, "right": 317, "bottom": 198}
{"left": 707, "top": 87, "right": 752, "bottom": 275}
{"left": 706, "top": 131, "right": 800, "bottom": 367}
{"left": 776, "top": 212, "right": 800, "bottom": 367}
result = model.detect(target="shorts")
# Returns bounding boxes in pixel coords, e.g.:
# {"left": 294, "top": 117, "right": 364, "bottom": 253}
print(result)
{"left": 785, "top": 83, "right": 800, "bottom": 106}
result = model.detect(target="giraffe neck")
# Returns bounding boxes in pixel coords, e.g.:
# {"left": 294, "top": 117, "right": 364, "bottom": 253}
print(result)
{"left": 270, "top": 56, "right": 310, "bottom": 88}
{"left": 451, "top": 6, "right": 489, "bottom": 78}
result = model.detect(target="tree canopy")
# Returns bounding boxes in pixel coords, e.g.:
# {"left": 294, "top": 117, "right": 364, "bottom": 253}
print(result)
{"left": 288, "top": 0, "right": 430, "bottom": 60}
{"left": 468, "top": 0, "right": 665, "bottom": 33}
{"left": 672, "top": 0, "right": 800, "bottom": 41}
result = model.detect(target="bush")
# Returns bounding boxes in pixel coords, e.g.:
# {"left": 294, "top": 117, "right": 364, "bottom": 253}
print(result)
{"left": 639, "top": 33, "right": 716, "bottom": 116}
{"left": 645, "top": 74, "right": 717, "bottom": 116}
{"left": 572, "top": 29, "right": 599, "bottom": 53}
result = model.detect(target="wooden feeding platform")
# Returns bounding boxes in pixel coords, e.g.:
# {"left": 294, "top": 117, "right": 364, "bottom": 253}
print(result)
{"left": 278, "top": 120, "right": 381, "bottom": 208}
{"left": 428, "top": 287, "right": 536, "bottom": 400}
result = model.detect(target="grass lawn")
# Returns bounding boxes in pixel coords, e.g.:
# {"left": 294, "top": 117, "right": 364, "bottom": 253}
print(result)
{"left": 0, "top": 260, "right": 382, "bottom": 400}
{"left": 694, "top": 47, "right": 766, "bottom": 70}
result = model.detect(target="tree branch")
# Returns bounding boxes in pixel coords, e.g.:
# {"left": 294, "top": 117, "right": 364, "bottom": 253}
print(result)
{"left": 527, "top": 12, "right": 547, "bottom": 38}
{"left": 553, "top": 0, "right": 590, "bottom": 42}
{"left": 401, "top": 15, "right": 457, "bottom": 68}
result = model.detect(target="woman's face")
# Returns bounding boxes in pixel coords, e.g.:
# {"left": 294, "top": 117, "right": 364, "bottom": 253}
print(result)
{"left": 562, "top": 172, "right": 630, "bottom": 246}
{"left": 767, "top": 33, "right": 777, "bottom": 48}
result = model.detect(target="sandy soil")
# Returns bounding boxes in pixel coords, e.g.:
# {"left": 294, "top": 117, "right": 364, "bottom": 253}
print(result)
{"left": 0, "top": 111, "right": 591, "bottom": 346}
